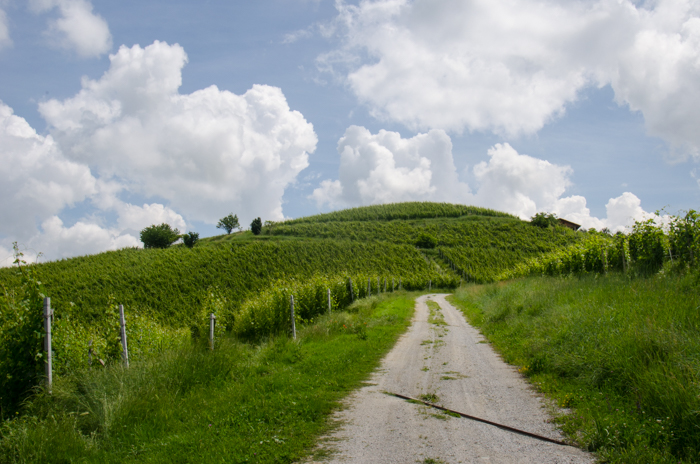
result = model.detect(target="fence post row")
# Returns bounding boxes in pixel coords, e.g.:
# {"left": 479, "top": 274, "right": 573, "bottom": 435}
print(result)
{"left": 209, "top": 313, "right": 216, "bottom": 350}
{"left": 44, "top": 297, "right": 52, "bottom": 394}
{"left": 327, "top": 288, "right": 331, "bottom": 314}
{"left": 119, "top": 304, "right": 129, "bottom": 368}
{"left": 290, "top": 295, "right": 297, "bottom": 340}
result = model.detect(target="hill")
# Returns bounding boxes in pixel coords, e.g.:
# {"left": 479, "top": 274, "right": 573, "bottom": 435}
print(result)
{"left": 0, "top": 202, "right": 580, "bottom": 412}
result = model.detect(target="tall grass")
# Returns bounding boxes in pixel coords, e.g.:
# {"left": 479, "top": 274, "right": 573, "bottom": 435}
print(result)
{"left": 449, "top": 271, "right": 700, "bottom": 463}
{"left": 0, "top": 293, "right": 418, "bottom": 463}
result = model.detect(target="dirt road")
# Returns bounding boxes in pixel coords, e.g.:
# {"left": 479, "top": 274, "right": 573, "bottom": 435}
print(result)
{"left": 313, "top": 294, "right": 594, "bottom": 464}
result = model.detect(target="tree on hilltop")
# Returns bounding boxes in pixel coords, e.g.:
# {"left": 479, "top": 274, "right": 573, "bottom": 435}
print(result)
{"left": 140, "top": 223, "right": 181, "bottom": 249}
{"left": 530, "top": 212, "right": 558, "bottom": 228}
{"left": 217, "top": 214, "right": 240, "bottom": 234}
{"left": 182, "top": 231, "right": 199, "bottom": 248}
{"left": 251, "top": 217, "right": 262, "bottom": 235}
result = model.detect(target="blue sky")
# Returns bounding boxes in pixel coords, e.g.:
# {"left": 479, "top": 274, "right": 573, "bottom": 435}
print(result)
{"left": 1, "top": 0, "right": 699, "bottom": 263}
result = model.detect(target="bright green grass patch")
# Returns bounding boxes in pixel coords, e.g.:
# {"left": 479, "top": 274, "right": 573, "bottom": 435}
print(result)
{"left": 0, "top": 293, "right": 417, "bottom": 463}
{"left": 448, "top": 272, "right": 700, "bottom": 463}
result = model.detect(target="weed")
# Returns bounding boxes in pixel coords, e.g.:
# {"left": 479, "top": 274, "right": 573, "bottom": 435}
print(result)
{"left": 419, "top": 393, "right": 440, "bottom": 404}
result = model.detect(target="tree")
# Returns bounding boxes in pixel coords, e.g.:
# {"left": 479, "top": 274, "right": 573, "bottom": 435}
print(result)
{"left": 140, "top": 223, "right": 181, "bottom": 249}
{"left": 182, "top": 231, "right": 199, "bottom": 248}
{"left": 251, "top": 217, "right": 262, "bottom": 235}
{"left": 530, "top": 212, "right": 558, "bottom": 228}
{"left": 217, "top": 214, "right": 240, "bottom": 234}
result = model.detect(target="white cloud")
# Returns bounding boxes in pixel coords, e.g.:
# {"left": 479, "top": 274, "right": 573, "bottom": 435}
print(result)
{"left": 28, "top": 216, "right": 140, "bottom": 261}
{"left": 311, "top": 125, "right": 471, "bottom": 207}
{"left": 115, "top": 202, "right": 187, "bottom": 234}
{"left": 40, "top": 41, "right": 318, "bottom": 226}
{"left": 0, "top": 100, "right": 97, "bottom": 238}
{"left": 30, "top": 0, "right": 112, "bottom": 57}
{"left": 611, "top": 2, "right": 700, "bottom": 160}
{"left": 473, "top": 143, "right": 572, "bottom": 218}
{"left": 322, "top": 0, "right": 700, "bottom": 156}
{"left": 0, "top": 7, "right": 11, "bottom": 50}
{"left": 0, "top": 99, "right": 187, "bottom": 263}
{"left": 313, "top": 126, "right": 653, "bottom": 232}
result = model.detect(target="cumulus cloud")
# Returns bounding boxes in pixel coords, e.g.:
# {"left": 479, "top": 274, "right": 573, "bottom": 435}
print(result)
{"left": 313, "top": 126, "right": 652, "bottom": 232}
{"left": 322, "top": 0, "right": 700, "bottom": 156}
{"left": 0, "top": 99, "right": 187, "bottom": 265}
{"left": 473, "top": 143, "right": 572, "bottom": 218}
{"left": 1, "top": 40, "right": 317, "bottom": 263}
{"left": 0, "top": 100, "right": 97, "bottom": 238}
{"left": 27, "top": 216, "right": 140, "bottom": 261}
{"left": 0, "top": 7, "right": 11, "bottom": 50}
{"left": 30, "top": 0, "right": 112, "bottom": 57}
{"left": 311, "top": 125, "right": 471, "bottom": 207}
{"left": 40, "top": 41, "right": 318, "bottom": 225}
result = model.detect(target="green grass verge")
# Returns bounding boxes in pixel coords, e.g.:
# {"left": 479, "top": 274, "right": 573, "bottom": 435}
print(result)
{"left": 448, "top": 272, "right": 700, "bottom": 463}
{"left": 0, "top": 293, "right": 418, "bottom": 463}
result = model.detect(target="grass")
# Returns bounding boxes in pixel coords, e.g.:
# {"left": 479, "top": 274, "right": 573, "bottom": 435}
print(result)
{"left": 0, "top": 293, "right": 418, "bottom": 463}
{"left": 448, "top": 270, "right": 700, "bottom": 463}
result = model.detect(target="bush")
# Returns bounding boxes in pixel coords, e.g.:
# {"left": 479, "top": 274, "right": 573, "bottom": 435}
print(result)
{"left": 216, "top": 214, "right": 240, "bottom": 234}
{"left": 251, "top": 217, "right": 262, "bottom": 236}
{"left": 415, "top": 233, "right": 437, "bottom": 248}
{"left": 140, "top": 224, "right": 181, "bottom": 249}
{"left": 182, "top": 232, "right": 199, "bottom": 249}
{"left": 530, "top": 212, "right": 558, "bottom": 228}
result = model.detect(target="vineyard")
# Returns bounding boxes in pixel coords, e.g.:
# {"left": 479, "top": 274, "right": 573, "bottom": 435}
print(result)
{"left": 0, "top": 201, "right": 588, "bottom": 414}
{"left": 275, "top": 202, "right": 516, "bottom": 224}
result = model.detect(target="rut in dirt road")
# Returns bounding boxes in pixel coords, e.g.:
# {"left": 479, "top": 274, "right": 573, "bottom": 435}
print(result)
{"left": 310, "top": 294, "right": 594, "bottom": 464}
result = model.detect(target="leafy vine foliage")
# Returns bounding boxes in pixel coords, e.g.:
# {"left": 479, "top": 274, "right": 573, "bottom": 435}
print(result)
{"left": 0, "top": 244, "right": 46, "bottom": 415}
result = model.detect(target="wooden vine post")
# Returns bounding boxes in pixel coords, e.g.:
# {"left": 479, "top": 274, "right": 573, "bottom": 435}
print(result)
{"left": 44, "top": 297, "right": 52, "bottom": 394}
{"left": 429, "top": 279, "right": 431, "bottom": 291}
{"left": 384, "top": 277, "right": 387, "bottom": 293}
{"left": 290, "top": 295, "right": 296, "bottom": 340}
{"left": 119, "top": 304, "right": 129, "bottom": 368}
{"left": 327, "top": 289, "right": 332, "bottom": 314}
{"left": 209, "top": 313, "right": 216, "bottom": 350}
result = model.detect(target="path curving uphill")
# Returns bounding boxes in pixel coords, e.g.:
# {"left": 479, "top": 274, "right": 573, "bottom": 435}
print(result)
{"left": 311, "top": 294, "right": 594, "bottom": 464}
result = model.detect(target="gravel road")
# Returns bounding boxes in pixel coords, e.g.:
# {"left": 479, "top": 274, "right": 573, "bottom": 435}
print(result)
{"left": 309, "top": 294, "right": 594, "bottom": 464}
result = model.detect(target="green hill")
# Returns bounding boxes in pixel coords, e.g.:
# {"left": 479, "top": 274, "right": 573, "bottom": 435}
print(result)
{"left": 0, "top": 202, "right": 579, "bottom": 412}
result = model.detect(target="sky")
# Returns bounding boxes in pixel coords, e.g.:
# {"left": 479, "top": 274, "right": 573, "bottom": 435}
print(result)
{"left": 1, "top": 0, "right": 699, "bottom": 265}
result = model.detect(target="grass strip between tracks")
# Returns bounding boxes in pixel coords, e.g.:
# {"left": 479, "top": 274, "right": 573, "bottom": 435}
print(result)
{"left": 0, "top": 292, "right": 420, "bottom": 464}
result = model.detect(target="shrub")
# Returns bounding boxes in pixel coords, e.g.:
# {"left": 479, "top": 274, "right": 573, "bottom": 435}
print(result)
{"left": 140, "top": 223, "right": 180, "bottom": 249}
{"left": 216, "top": 214, "right": 240, "bottom": 234}
{"left": 530, "top": 212, "right": 558, "bottom": 228}
{"left": 182, "top": 232, "right": 199, "bottom": 249}
{"left": 251, "top": 217, "right": 262, "bottom": 236}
